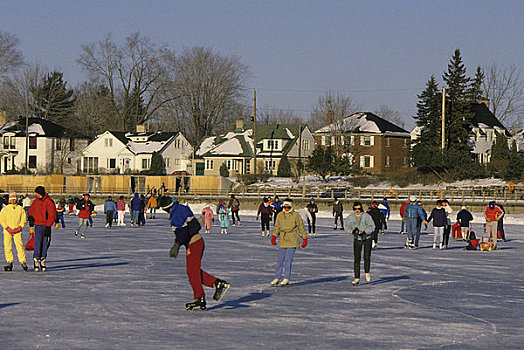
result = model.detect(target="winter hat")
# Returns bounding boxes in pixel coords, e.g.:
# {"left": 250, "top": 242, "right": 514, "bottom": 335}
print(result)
{"left": 263, "top": 197, "right": 268, "bottom": 203}
{"left": 34, "top": 186, "right": 46, "bottom": 197}
{"left": 310, "top": 197, "right": 315, "bottom": 202}
{"left": 371, "top": 201, "right": 378, "bottom": 208}
{"left": 488, "top": 201, "right": 495, "bottom": 209}
{"left": 409, "top": 195, "right": 417, "bottom": 202}
{"left": 8, "top": 191, "right": 17, "bottom": 201}
{"left": 461, "top": 205, "right": 467, "bottom": 210}
{"left": 283, "top": 198, "right": 293, "bottom": 207}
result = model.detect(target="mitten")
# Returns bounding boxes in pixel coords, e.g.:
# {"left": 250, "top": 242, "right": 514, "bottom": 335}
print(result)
{"left": 169, "top": 241, "right": 181, "bottom": 258}
{"left": 271, "top": 235, "right": 277, "bottom": 245}
{"left": 301, "top": 237, "right": 308, "bottom": 248}
{"left": 13, "top": 226, "right": 22, "bottom": 234}
{"left": 351, "top": 228, "right": 359, "bottom": 235}
{"left": 6, "top": 227, "right": 14, "bottom": 235}
{"left": 54, "top": 223, "right": 60, "bottom": 230}
{"left": 29, "top": 227, "right": 35, "bottom": 235}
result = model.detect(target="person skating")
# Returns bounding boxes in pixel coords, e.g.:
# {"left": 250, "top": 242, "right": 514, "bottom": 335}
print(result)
{"left": 130, "top": 193, "right": 141, "bottom": 226}
{"left": 495, "top": 203, "right": 506, "bottom": 242}
{"left": 28, "top": 186, "right": 56, "bottom": 271}
{"left": 55, "top": 199, "right": 66, "bottom": 229}
{"left": 306, "top": 198, "right": 318, "bottom": 237}
{"left": 484, "top": 201, "right": 503, "bottom": 249}
{"left": 138, "top": 194, "right": 147, "bottom": 226}
{"left": 271, "top": 196, "right": 283, "bottom": 223}
{"left": 201, "top": 205, "right": 214, "bottom": 234}
{"left": 427, "top": 200, "right": 447, "bottom": 250}
{"left": 404, "top": 196, "right": 427, "bottom": 249}
{"left": 456, "top": 206, "right": 473, "bottom": 241}
{"left": 378, "top": 197, "right": 390, "bottom": 234}
{"left": 366, "top": 201, "right": 386, "bottom": 249}
{"left": 217, "top": 200, "right": 230, "bottom": 234}
{"left": 344, "top": 201, "right": 375, "bottom": 285}
{"left": 229, "top": 195, "right": 241, "bottom": 226}
{"left": 333, "top": 197, "right": 344, "bottom": 230}
{"left": 104, "top": 196, "right": 117, "bottom": 228}
{"left": 67, "top": 195, "right": 75, "bottom": 215}
{"left": 147, "top": 194, "right": 158, "bottom": 219}
{"left": 22, "top": 195, "right": 32, "bottom": 219}
{"left": 0, "top": 192, "right": 28, "bottom": 271}
{"left": 270, "top": 198, "right": 307, "bottom": 286}
{"left": 256, "top": 197, "right": 272, "bottom": 237}
{"left": 441, "top": 199, "right": 453, "bottom": 248}
{"left": 414, "top": 200, "right": 427, "bottom": 248}
{"left": 117, "top": 196, "right": 126, "bottom": 226}
{"left": 168, "top": 200, "right": 230, "bottom": 310}
{"left": 75, "top": 194, "right": 94, "bottom": 239}
{"left": 399, "top": 200, "right": 408, "bottom": 234}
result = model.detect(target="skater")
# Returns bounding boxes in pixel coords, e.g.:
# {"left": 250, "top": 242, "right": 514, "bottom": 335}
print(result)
{"left": 404, "top": 196, "right": 427, "bottom": 249}
{"left": 441, "top": 199, "right": 453, "bottom": 248}
{"left": 229, "top": 195, "right": 240, "bottom": 226}
{"left": 464, "top": 231, "right": 479, "bottom": 251}
{"left": 130, "top": 193, "right": 141, "bottom": 226}
{"left": 55, "top": 199, "right": 66, "bottom": 229}
{"left": 160, "top": 182, "right": 166, "bottom": 195}
{"left": 168, "top": 200, "right": 230, "bottom": 310}
{"left": 399, "top": 200, "right": 408, "bottom": 234}
{"left": 306, "top": 198, "right": 318, "bottom": 237}
{"left": 0, "top": 192, "right": 28, "bottom": 271}
{"left": 201, "top": 204, "right": 214, "bottom": 234}
{"left": 147, "top": 194, "right": 158, "bottom": 219}
{"left": 28, "top": 186, "right": 56, "bottom": 271}
{"left": 484, "top": 201, "right": 503, "bottom": 249}
{"left": 344, "top": 201, "right": 375, "bottom": 285}
{"left": 414, "top": 200, "right": 427, "bottom": 248}
{"left": 104, "top": 196, "right": 117, "bottom": 228}
{"left": 270, "top": 198, "right": 307, "bottom": 286}
{"left": 271, "top": 196, "right": 283, "bottom": 223}
{"left": 138, "top": 194, "right": 147, "bottom": 226}
{"left": 74, "top": 193, "right": 94, "bottom": 239}
{"left": 117, "top": 196, "right": 126, "bottom": 226}
{"left": 22, "top": 195, "right": 32, "bottom": 219}
{"left": 496, "top": 203, "right": 506, "bottom": 242}
{"left": 366, "top": 201, "right": 386, "bottom": 249}
{"left": 378, "top": 197, "right": 390, "bottom": 234}
{"left": 217, "top": 200, "right": 230, "bottom": 234}
{"left": 427, "top": 200, "right": 447, "bottom": 249}
{"left": 456, "top": 206, "right": 473, "bottom": 241}
{"left": 256, "top": 197, "right": 272, "bottom": 237}
{"left": 67, "top": 195, "right": 75, "bottom": 215}
{"left": 333, "top": 197, "right": 344, "bottom": 230}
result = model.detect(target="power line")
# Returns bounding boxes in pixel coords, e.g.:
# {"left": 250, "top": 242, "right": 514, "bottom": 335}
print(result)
{"left": 251, "top": 86, "right": 423, "bottom": 93}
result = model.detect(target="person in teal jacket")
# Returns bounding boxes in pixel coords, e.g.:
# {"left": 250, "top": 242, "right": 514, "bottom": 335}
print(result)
{"left": 217, "top": 200, "right": 230, "bottom": 235}
{"left": 344, "top": 201, "right": 376, "bottom": 286}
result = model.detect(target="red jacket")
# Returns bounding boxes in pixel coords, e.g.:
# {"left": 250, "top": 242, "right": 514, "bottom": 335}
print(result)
{"left": 77, "top": 199, "right": 95, "bottom": 219}
{"left": 400, "top": 202, "right": 408, "bottom": 218}
{"left": 28, "top": 194, "right": 57, "bottom": 227}
{"left": 485, "top": 206, "right": 503, "bottom": 222}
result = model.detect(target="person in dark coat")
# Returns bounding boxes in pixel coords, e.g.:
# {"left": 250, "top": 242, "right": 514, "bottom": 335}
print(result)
{"left": 333, "top": 197, "right": 344, "bottom": 230}
{"left": 366, "top": 201, "right": 385, "bottom": 248}
{"left": 427, "top": 200, "right": 447, "bottom": 250}
{"left": 256, "top": 197, "right": 272, "bottom": 237}
{"left": 306, "top": 198, "right": 318, "bottom": 237}
{"left": 495, "top": 203, "right": 506, "bottom": 242}
{"left": 130, "top": 193, "right": 141, "bottom": 226}
{"left": 456, "top": 206, "right": 474, "bottom": 241}
{"left": 229, "top": 195, "right": 241, "bottom": 226}
{"left": 138, "top": 194, "right": 146, "bottom": 226}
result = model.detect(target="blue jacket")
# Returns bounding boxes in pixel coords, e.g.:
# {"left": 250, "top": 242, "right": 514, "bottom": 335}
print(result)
{"left": 379, "top": 200, "right": 390, "bottom": 218}
{"left": 169, "top": 201, "right": 200, "bottom": 246}
{"left": 404, "top": 203, "right": 426, "bottom": 220}
{"left": 104, "top": 200, "right": 117, "bottom": 212}
{"left": 130, "top": 194, "right": 142, "bottom": 211}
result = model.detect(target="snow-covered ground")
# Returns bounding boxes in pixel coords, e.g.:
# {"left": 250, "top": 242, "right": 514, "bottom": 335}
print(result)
{"left": 1, "top": 210, "right": 522, "bottom": 349}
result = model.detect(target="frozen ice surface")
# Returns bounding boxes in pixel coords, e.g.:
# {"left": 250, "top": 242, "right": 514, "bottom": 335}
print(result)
{"left": 1, "top": 213, "right": 522, "bottom": 349}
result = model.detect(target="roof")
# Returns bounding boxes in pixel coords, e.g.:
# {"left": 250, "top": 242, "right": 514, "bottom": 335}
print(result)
{"left": 315, "top": 112, "right": 409, "bottom": 135}
{"left": 0, "top": 117, "right": 89, "bottom": 138}
{"left": 106, "top": 131, "right": 179, "bottom": 155}
{"left": 470, "top": 103, "right": 512, "bottom": 137}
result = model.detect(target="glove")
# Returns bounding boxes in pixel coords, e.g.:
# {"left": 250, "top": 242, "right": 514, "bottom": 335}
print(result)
{"left": 44, "top": 226, "right": 52, "bottom": 237}
{"left": 29, "top": 227, "right": 35, "bottom": 235}
{"left": 6, "top": 227, "right": 14, "bottom": 235}
{"left": 169, "top": 241, "right": 181, "bottom": 258}
{"left": 212, "top": 218, "right": 214, "bottom": 222}
{"left": 301, "top": 237, "right": 308, "bottom": 248}
{"left": 351, "top": 228, "right": 359, "bottom": 235}
{"left": 91, "top": 211, "right": 97, "bottom": 216}
{"left": 54, "top": 223, "right": 60, "bottom": 230}
{"left": 256, "top": 216, "right": 259, "bottom": 220}
{"left": 12, "top": 226, "right": 22, "bottom": 234}
{"left": 271, "top": 235, "right": 277, "bottom": 245}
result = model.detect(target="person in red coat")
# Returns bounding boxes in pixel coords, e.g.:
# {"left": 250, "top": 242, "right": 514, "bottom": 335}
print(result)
{"left": 399, "top": 200, "right": 409, "bottom": 234}
{"left": 484, "top": 201, "right": 503, "bottom": 248}
{"left": 75, "top": 193, "right": 95, "bottom": 239}
{"left": 28, "top": 186, "right": 57, "bottom": 272}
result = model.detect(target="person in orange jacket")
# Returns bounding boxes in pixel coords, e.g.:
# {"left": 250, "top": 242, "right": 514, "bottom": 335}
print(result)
{"left": 484, "top": 201, "right": 503, "bottom": 248}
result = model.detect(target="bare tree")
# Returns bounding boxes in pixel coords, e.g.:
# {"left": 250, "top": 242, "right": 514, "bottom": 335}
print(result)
{"left": 374, "top": 105, "right": 405, "bottom": 128}
{"left": 0, "top": 31, "right": 24, "bottom": 78}
{"left": 77, "top": 32, "right": 173, "bottom": 131}
{"left": 160, "top": 47, "right": 249, "bottom": 146}
{"left": 308, "top": 91, "right": 361, "bottom": 131}
{"left": 483, "top": 62, "right": 524, "bottom": 128}
{"left": 71, "top": 82, "right": 117, "bottom": 137}
{"left": 257, "top": 104, "right": 303, "bottom": 124}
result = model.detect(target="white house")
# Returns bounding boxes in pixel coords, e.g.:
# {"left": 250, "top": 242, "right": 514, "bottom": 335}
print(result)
{"left": 81, "top": 129, "right": 193, "bottom": 174}
{"left": 0, "top": 117, "right": 89, "bottom": 174}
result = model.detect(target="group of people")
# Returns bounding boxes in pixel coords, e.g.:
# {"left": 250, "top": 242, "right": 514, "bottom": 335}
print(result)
{"left": 200, "top": 195, "right": 242, "bottom": 235}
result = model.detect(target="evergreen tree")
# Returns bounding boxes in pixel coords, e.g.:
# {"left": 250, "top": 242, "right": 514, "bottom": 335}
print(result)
{"left": 32, "top": 71, "right": 76, "bottom": 125}
{"left": 488, "top": 132, "right": 509, "bottom": 177}
{"left": 277, "top": 156, "right": 292, "bottom": 177}
{"left": 504, "top": 140, "right": 524, "bottom": 180}
{"left": 123, "top": 84, "right": 145, "bottom": 132}
{"left": 149, "top": 152, "right": 165, "bottom": 175}
{"left": 307, "top": 146, "right": 335, "bottom": 182}
{"left": 469, "top": 66, "right": 484, "bottom": 102}
{"left": 219, "top": 162, "right": 229, "bottom": 177}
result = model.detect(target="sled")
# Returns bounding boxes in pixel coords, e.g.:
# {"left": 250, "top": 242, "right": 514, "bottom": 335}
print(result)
{"left": 452, "top": 222, "right": 462, "bottom": 239}
{"left": 25, "top": 232, "right": 34, "bottom": 251}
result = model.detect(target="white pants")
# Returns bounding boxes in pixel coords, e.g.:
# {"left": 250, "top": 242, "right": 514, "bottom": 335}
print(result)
{"left": 461, "top": 227, "right": 469, "bottom": 240}
{"left": 117, "top": 211, "right": 126, "bottom": 226}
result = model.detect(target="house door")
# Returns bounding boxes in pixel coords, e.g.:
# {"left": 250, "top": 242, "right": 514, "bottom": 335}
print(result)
{"left": 3, "top": 157, "right": 7, "bottom": 173}
{"left": 196, "top": 162, "right": 204, "bottom": 176}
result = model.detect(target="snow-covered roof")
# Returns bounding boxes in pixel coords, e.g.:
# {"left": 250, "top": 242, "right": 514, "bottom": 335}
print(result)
{"left": 198, "top": 129, "right": 253, "bottom": 157}
{"left": 210, "top": 138, "right": 243, "bottom": 155}
{"left": 108, "top": 131, "right": 180, "bottom": 155}
{"left": 0, "top": 117, "right": 89, "bottom": 138}
{"left": 315, "top": 112, "right": 409, "bottom": 135}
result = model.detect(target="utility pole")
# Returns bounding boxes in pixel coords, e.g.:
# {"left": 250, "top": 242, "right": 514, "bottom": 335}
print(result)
{"left": 253, "top": 89, "right": 257, "bottom": 174}
{"left": 441, "top": 85, "right": 446, "bottom": 150}
{"left": 24, "top": 92, "right": 29, "bottom": 175}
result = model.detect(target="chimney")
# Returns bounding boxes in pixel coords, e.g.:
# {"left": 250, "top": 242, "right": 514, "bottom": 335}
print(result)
{"left": 235, "top": 118, "right": 245, "bottom": 131}
{"left": 479, "top": 98, "right": 490, "bottom": 108}
{"left": 327, "top": 109, "right": 334, "bottom": 125}
{"left": 136, "top": 124, "right": 146, "bottom": 133}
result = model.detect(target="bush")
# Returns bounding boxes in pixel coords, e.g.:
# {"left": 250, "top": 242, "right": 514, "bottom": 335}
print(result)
{"left": 349, "top": 176, "right": 371, "bottom": 188}
{"left": 277, "top": 156, "right": 292, "bottom": 177}
{"left": 219, "top": 163, "right": 229, "bottom": 177}
{"left": 238, "top": 173, "right": 270, "bottom": 185}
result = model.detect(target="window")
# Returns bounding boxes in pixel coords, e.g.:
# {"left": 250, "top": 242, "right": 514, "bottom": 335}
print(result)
{"left": 246, "top": 160, "right": 251, "bottom": 174}
{"left": 360, "top": 135, "right": 374, "bottom": 146}
{"left": 360, "top": 155, "right": 374, "bottom": 168}
{"left": 69, "top": 138, "right": 75, "bottom": 151}
{"left": 164, "top": 158, "right": 170, "bottom": 167}
{"left": 10, "top": 136, "right": 15, "bottom": 149}
{"left": 174, "top": 159, "right": 180, "bottom": 165}
{"left": 4, "top": 135, "right": 15, "bottom": 149}
{"left": 29, "top": 136, "right": 37, "bottom": 149}
{"left": 83, "top": 157, "right": 99, "bottom": 173}
{"left": 108, "top": 158, "right": 116, "bottom": 169}
{"left": 105, "top": 138, "right": 113, "bottom": 147}
{"left": 384, "top": 137, "right": 390, "bottom": 147}
{"left": 142, "top": 158, "right": 150, "bottom": 169}
{"left": 28, "top": 155, "right": 37, "bottom": 169}
{"left": 266, "top": 140, "right": 279, "bottom": 150}
{"left": 57, "top": 138, "right": 62, "bottom": 150}
{"left": 323, "top": 136, "right": 331, "bottom": 146}
{"left": 67, "top": 158, "right": 72, "bottom": 164}
{"left": 175, "top": 139, "right": 183, "bottom": 148}
{"left": 265, "top": 160, "right": 276, "bottom": 171}
{"left": 302, "top": 139, "right": 310, "bottom": 151}
{"left": 385, "top": 156, "right": 390, "bottom": 167}
{"left": 205, "top": 159, "right": 214, "bottom": 170}
{"left": 226, "top": 160, "right": 238, "bottom": 170}
{"left": 3, "top": 136, "right": 9, "bottom": 149}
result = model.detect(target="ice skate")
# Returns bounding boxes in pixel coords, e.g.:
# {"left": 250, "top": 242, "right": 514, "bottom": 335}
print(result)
{"left": 279, "top": 278, "right": 290, "bottom": 286}
{"left": 408, "top": 240, "right": 415, "bottom": 249}
{"left": 365, "top": 273, "right": 371, "bottom": 282}
{"left": 74, "top": 230, "right": 78, "bottom": 237}
{"left": 372, "top": 240, "right": 377, "bottom": 249}
{"left": 270, "top": 279, "right": 279, "bottom": 286}
{"left": 261, "top": 231, "right": 264, "bottom": 237}
{"left": 213, "top": 279, "right": 230, "bottom": 301}
{"left": 439, "top": 243, "right": 443, "bottom": 250}
{"left": 40, "top": 258, "right": 46, "bottom": 272}
{"left": 81, "top": 233, "right": 85, "bottom": 239}
{"left": 105, "top": 223, "right": 109, "bottom": 228}
{"left": 4, "top": 262, "right": 13, "bottom": 271}
{"left": 224, "top": 229, "right": 228, "bottom": 235}
{"left": 185, "top": 297, "right": 206, "bottom": 310}
{"left": 352, "top": 278, "right": 360, "bottom": 286}
{"left": 334, "top": 225, "right": 337, "bottom": 230}
{"left": 34, "top": 258, "right": 40, "bottom": 272}
{"left": 21, "top": 262, "right": 28, "bottom": 271}
{"left": 433, "top": 243, "right": 437, "bottom": 250}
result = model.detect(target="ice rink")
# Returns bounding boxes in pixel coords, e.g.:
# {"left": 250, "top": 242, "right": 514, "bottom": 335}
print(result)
{"left": 1, "top": 210, "right": 522, "bottom": 349}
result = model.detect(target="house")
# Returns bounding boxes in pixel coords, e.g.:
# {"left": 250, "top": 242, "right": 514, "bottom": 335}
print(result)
{"left": 511, "top": 130, "right": 524, "bottom": 152}
{"left": 313, "top": 112, "right": 411, "bottom": 174}
{"left": 81, "top": 126, "right": 193, "bottom": 174}
{"left": 195, "top": 119, "right": 315, "bottom": 176}
{"left": 0, "top": 117, "right": 89, "bottom": 174}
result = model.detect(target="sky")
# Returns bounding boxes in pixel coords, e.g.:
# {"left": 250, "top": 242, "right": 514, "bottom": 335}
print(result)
{"left": 1, "top": 0, "right": 524, "bottom": 130}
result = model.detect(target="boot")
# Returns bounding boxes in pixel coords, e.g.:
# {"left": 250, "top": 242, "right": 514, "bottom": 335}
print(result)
{"left": 4, "top": 262, "right": 13, "bottom": 271}
{"left": 40, "top": 258, "right": 46, "bottom": 272}
{"left": 365, "top": 273, "right": 371, "bottom": 282}
{"left": 270, "top": 279, "right": 279, "bottom": 286}
{"left": 433, "top": 243, "right": 437, "bottom": 250}
{"left": 34, "top": 258, "right": 41, "bottom": 272}
{"left": 352, "top": 278, "right": 360, "bottom": 286}
{"left": 185, "top": 297, "right": 206, "bottom": 310}
{"left": 213, "top": 279, "right": 230, "bottom": 301}
{"left": 279, "top": 278, "right": 290, "bottom": 286}
{"left": 21, "top": 262, "right": 28, "bottom": 271}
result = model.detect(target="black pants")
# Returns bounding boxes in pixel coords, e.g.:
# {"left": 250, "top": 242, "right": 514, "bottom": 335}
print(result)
{"left": 231, "top": 210, "right": 240, "bottom": 224}
{"left": 443, "top": 224, "right": 451, "bottom": 246}
{"left": 371, "top": 228, "right": 379, "bottom": 244}
{"left": 498, "top": 220, "right": 505, "bottom": 240}
{"left": 273, "top": 209, "right": 282, "bottom": 223}
{"left": 308, "top": 212, "right": 316, "bottom": 233}
{"left": 261, "top": 213, "right": 270, "bottom": 231}
{"left": 334, "top": 212, "right": 344, "bottom": 228}
{"left": 106, "top": 211, "right": 114, "bottom": 227}
{"left": 354, "top": 238, "right": 372, "bottom": 279}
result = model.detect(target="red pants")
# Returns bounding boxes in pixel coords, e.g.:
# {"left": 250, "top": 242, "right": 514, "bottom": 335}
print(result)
{"left": 186, "top": 238, "right": 217, "bottom": 299}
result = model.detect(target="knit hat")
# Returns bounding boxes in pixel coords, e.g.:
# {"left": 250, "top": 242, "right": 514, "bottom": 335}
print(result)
{"left": 310, "top": 197, "right": 315, "bottom": 202}
{"left": 8, "top": 191, "right": 17, "bottom": 201}
{"left": 409, "top": 195, "right": 417, "bottom": 202}
{"left": 283, "top": 198, "right": 293, "bottom": 207}
{"left": 34, "top": 186, "right": 46, "bottom": 197}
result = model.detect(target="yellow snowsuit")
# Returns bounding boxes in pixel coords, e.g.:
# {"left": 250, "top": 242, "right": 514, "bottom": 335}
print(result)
{"left": 0, "top": 203, "right": 27, "bottom": 264}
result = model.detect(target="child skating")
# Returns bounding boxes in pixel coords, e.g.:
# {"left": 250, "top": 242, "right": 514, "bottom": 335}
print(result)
{"left": 201, "top": 204, "right": 214, "bottom": 234}
{"left": 217, "top": 200, "right": 230, "bottom": 234}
